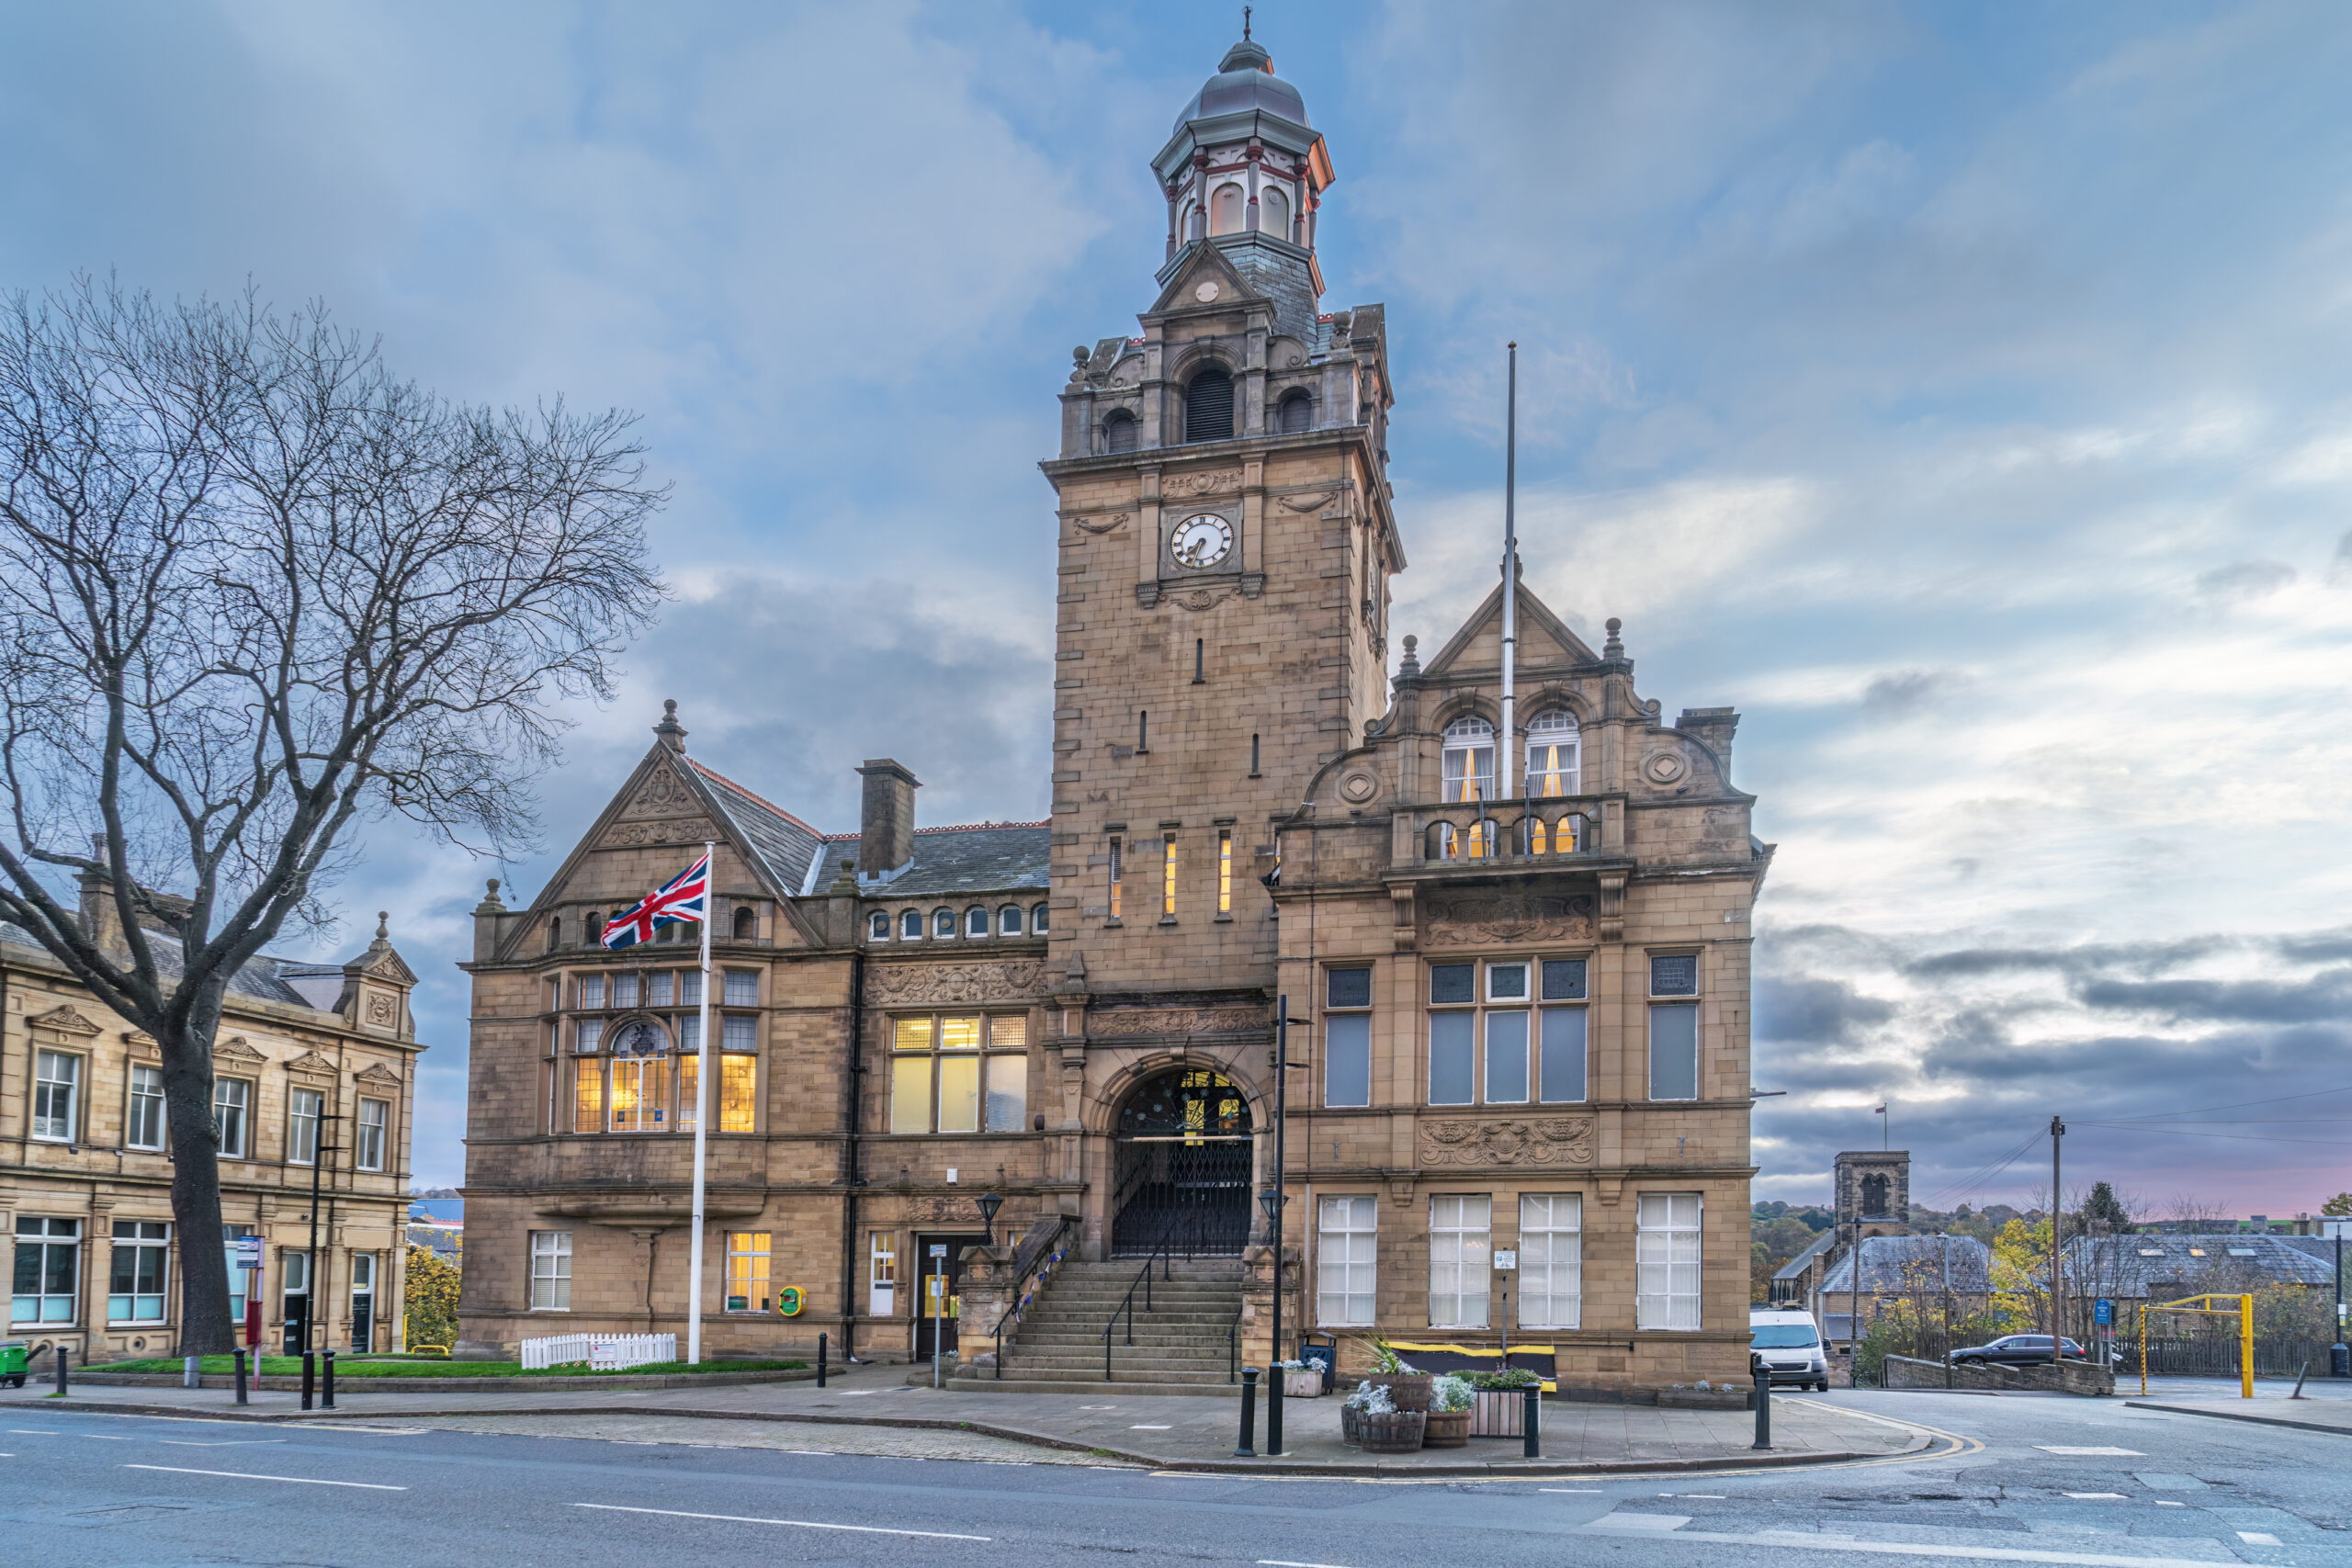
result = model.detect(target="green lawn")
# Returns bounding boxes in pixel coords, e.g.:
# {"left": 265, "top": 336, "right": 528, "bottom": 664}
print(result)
{"left": 82, "top": 1355, "right": 808, "bottom": 1378}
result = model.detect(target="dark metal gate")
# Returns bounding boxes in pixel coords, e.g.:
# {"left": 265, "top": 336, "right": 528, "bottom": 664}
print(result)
{"left": 1110, "top": 1066, "right": 1253, "bottom": 1257}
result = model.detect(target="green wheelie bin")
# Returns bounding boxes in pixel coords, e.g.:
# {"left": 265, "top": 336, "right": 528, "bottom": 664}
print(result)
{"left": 0, "top": 1342, "right": 27, "bottom": 1389}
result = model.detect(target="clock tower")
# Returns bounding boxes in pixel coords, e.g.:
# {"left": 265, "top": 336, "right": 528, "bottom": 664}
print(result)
{"left": 1039, "top": 34, "right": 1402, "bottom": 1020}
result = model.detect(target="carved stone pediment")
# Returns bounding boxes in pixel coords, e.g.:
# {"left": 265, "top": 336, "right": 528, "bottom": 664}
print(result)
{"left": 213, "top": 1034, "right": 268, "bottom": 1065}
{"left": 1087, "top": 1005, "right": 1272, "bottom": 1041}
{"left": 28, "top": 1004, "right": 102, "bottom": 1037}
{"left": 1422, "top": 893, "right": 1595, "bottom": 946}
{"left": 602, "top": 816, "right": 715, "bottom": 850}
{"left": 864, "top": 960, "right": 1043, "bottom": 1008}
{"left": 1418, "top": 1116, "right": 1594, "bottom": 1168}
{"left": 622, "top": 766, "right": 695, "bottom": 818}
{"left": 354, "top": 1061, "right": 403, "bottom": 1089}
{"left": 284, "top": 1048, "right": 340, "bottom": 1079}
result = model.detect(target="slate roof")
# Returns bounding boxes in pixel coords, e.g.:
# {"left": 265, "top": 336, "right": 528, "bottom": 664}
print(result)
{"left": 1818, "top": 1235, "right": 1995, "bottom": 1296}
{"left": 812, "top": 823, "right": 1053, "bottom": 900}
{"left": 1, "top": 922, "right": 342, "bottom": 1011}
{"left": 1772, "top": 1227, "right": 1839, "bottom": 1282}
{"left": 2061, "top": 1233, "right": 2334, "bottom": 1294}
{"left": 688, "top": 760, "right": 826, "bottom": 895}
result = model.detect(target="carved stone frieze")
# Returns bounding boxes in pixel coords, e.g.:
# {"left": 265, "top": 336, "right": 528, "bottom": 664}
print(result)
{"left": 914, "top": 1195, "right": 988, "bottom": 1223}
{"left": 865, "top": 960, "right": 1045, "bottom": 1007}
{"left": 1168, "top": 586, "right": 1236, "bottom": 612}
{"left": 1275, "top": 491, "right": 1335, "bottom": 512}
{"left": 1087, "top": 1005, "right": 1272, "bottom": 1040}
{"left": 1419, "top": 1117, "right": 1595, "bottom": 1168}
{"left": 1162, "top": 469, "right": 1241, "bottom": 498}
{"left": 624, "top": 768, "right": 693, "bottom": 817}
{"left": 602, "top": 817, "right": 715, "bottom": 849}
{"left": 1422, "top": 893, "right": 1597, "bottom": 945}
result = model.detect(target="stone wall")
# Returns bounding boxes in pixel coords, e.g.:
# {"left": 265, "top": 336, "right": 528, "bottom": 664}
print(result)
{"left": 1883, "top": 1354, "right": 2116, "bottom": 1396}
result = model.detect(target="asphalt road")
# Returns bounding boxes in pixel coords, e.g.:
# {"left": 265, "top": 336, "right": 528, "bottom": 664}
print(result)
{"left": 5, "top": 1388, "right": 2350, "bottom": 1567}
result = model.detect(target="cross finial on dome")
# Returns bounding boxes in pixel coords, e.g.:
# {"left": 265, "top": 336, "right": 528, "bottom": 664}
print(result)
{"left": 1243, "top": 5, "right": 1251, "bottom": 40}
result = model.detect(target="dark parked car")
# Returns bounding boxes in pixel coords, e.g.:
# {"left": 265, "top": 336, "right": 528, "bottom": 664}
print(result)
{"left": 1949, "top": 1334, "right": 2087, "bottom": 1366}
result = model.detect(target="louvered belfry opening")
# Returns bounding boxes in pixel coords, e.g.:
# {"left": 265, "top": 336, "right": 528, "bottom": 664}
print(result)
{"left": 1184, "top": 366, "right": 1234, "bottom": 443}
{"left": 1102, "top": 411, "right": 1137, "bottom": 454}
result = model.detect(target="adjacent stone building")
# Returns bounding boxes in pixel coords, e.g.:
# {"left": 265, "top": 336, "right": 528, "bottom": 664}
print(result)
{"left": 5, "top": 898, "right": 424, "bottom": 1365}
{"left": 455, "top": 34, "right": 1766, "bottom": 1396}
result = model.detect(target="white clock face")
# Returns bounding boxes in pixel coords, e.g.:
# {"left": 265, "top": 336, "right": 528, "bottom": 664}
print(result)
{"left": 1170, "top": 513, "right": 1234, "bottom": 569}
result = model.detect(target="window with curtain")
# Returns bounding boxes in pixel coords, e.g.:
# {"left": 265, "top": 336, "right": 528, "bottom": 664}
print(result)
{"left": 890, "top": 1014, "right": 1027, "bottom": 1134}
{"left": 1636, "top": 1193, "right": 1703, "bottom": 1329}
{"left": 32, "top": 1051, "right": 78, "bottom": 1141}
{"left": 1428, "top": 1193, "right": 1492, "bottom": 1327}
{"left": 1317, "top": 1195, "right": 1377, "bottom": 1325}
{"left": 1519, "top": 1194, "right": 1582, "bottom": 1328}
{"left": 1441, "top": 716, "right": 1496, "bottom": 803}
{"left": 1524, "top": 708, "right": 1580, "bottom": 796}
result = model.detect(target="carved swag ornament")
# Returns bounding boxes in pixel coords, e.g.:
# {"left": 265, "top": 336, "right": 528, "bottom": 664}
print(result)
{"left": 1419, "top": 1117, "right": 1595, "bottom": 1168}
{"left": 603, "top": 817, "right": 715, "bottom": 849}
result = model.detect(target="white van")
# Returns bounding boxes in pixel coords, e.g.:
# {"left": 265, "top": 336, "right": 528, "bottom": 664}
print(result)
{"left": 1749, "top": 1307, "right": 1829, "bottom": 1391}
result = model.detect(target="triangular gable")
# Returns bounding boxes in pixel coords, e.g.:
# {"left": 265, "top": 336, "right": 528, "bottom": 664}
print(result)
{"left": 496, "top": 744, "right": 823, "bottom": 963}
{"left": 355, "top": 1061, "right": 404, "bottom": 1089}
{"left": 1143, "top": 241, "right": 1261, "bottom": 321}
{"left": 27, "top": 1003, "right": 103, "bottom": 1036}
{"left": 213, "top": 1034, "right": 268, "bottom": 1065}
{"left": 1419, "top": 578, "right": 1600, "bottom": 680}
{"left": 285, "top": 1048, "right": 340, "bottom": 1079}
{"left": 345, "top": 944, "right": 418, "bottom": 986}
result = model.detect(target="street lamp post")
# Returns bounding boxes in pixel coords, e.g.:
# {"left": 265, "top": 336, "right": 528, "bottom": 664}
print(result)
{"left": 977, "top": 1190, "right": 1002, "bottom": 1249}
{"left": 1260, "top": 1186, "right": 1284, "bottom": 1457}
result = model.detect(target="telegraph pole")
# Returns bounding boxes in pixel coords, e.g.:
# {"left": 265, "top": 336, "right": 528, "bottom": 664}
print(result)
{"left": 2050, "top": 1116, "right": 2065, "bottom": 1367}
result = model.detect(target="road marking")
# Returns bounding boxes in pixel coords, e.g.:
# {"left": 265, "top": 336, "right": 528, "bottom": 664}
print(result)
{"left": 7, "top": 1429, "right": 59, "bottom": 1435}
{"left": 1260, "top": 1560, "right": 1364, "bottom": 1568}
{"left": 2154, "top": 1501, "right": 2185, "bottom": 1507}
{"left": 2064, "top": 1493, "right": 2127, "bottom": 1499}
{"left": 2035, "top": 1447, "right": 2145, "bottom": 1457}
{"left": 159, "top": 1439, "right": 285, "bottom": 1447}
{"left": 84, "top": 1435, "right": 132, "bottom": 1440}
{"left": 2236, "top": 1533, "right": 2282, "bottom": 1547}
{"left": 574, "top": 1504, "right": 988, "bottom": 1540}
{"left": 1130, "top": 1424, "right": 1173, "bottom": 1430}
{"left": 1586, "top": 1524, "right": 2265, "bottom": 1568}
{"left": 1591, "top": 1513, "right": 1690, "bottom": 1530}
{"left": 124, "top": 1464, "right": 406, "bottom": 1490}
{"left": 1661, "top": 1493, "right": 1725, "bottom": 1499}
{"left": 1542, "top": 1488, "right": 1605, "bottom": 1494}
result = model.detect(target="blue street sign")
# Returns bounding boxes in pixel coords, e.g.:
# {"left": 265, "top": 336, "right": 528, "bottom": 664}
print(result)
{"left": 2094, "top": 1298, "right": 2114, "bottom": 1326}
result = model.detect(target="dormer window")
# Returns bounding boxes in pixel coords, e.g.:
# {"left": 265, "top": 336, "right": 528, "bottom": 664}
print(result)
{"left": 1278, "top": 390, "right": 1312, "bottom": 434}
{"left": 1525, "top": 708, "right": 1580, "bottom": 797}
{"left": 1102, "top": 410, "right": 1137, "bottom": 455}
{"left": 1184, "top": 367, "right": 1234, "bottom": 443}
{"left": 1441, "top": 716, "right": 1496, "bottom": 804}
{"left": 900, "top": 909, "right": 922, "bottom": 941}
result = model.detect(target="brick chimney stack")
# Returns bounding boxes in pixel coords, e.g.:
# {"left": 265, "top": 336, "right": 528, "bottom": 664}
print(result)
{"left": 856, "top": 760, "right": 921, "bottom": 879}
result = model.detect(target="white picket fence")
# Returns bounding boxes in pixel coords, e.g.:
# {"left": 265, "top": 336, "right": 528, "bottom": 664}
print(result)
{"left": 520, "top": 1332, "right": 676, "bottom": 1371}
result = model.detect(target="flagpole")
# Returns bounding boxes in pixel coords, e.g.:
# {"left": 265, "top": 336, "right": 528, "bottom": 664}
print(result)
{"left": 687, "top": 841, "right": 715, "bottom": 1365}
{"left": 1499, "top": 342, "right": 1519, "bottom": 826}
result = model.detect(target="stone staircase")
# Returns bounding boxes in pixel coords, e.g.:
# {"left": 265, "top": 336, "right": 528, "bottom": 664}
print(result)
{"left": 949, "top": 1257, "right": 1247, "bottom": 1396}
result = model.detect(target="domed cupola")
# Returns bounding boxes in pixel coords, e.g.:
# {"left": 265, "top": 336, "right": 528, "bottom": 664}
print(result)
{"left": 1151, "top": 32, "right": 1336, "bottom": 339}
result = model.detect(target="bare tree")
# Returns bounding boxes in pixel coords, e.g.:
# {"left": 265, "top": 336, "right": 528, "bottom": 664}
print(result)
{"left": 0, "top": 278, "right": 665, "bottom": 1351}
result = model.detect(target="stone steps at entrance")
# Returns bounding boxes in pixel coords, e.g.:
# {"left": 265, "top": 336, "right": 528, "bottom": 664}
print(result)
{"left": 945, "top": 1374, "right": 1247, "bottom": 1397}
{"left": 976, "top": 1249, "right": 1249, "bottom": 1395}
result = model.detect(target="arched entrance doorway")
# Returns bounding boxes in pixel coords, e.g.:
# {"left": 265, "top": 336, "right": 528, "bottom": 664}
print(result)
{"left": 1110, "top": 1066, "right": 1253, "bottom": 1257}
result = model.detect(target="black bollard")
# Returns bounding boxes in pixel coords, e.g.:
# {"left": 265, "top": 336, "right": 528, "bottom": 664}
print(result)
{"left": 818, "top": 1333, "right": 828, "bottom": 1388}
{"left": 2335, "top": 1341, "right": 2349, "bottom": 1380}
{"left": 54, "top": 1344, "right": 70, "bottom": 1398}
{"left": 300, "top": 1351, "right": 315, "bottom": 1411}
{"left": 322, "top": 1349, "right": 335, "bottom": 1410}
{"left": 1522, "top": 1381, "right": 1540, "bottom": 1460}
{"left": 1268, "top": 1368, "right": 1283, "bottom": 1458}
{"left": 1234, "top": 1367, "right": 1259, "bottom": 1458}
{"left": 233, "top": 1348, "right": 248, "bottom": 1405}
{"left": 1751, "top": 1365, "right": 1772, "bottom": 1450}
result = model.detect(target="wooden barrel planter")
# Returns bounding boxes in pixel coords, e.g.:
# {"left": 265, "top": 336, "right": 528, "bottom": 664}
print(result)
{"left": 1363, "top": 1373, "right": 1432, "bottom": 1412}
{"left": 1420, "top": 1408, "right": 1471, "bottom": 1448}
{"left": 1357, "top": 1410, "right": 1427, "bottom": 1453}
{"left": 1341, "top": 1404, "right": 1362, "bottom": 1445}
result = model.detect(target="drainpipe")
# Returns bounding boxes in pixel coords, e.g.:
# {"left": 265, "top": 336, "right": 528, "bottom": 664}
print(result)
{"left": 840, "top": 948, "right": 865, "bottom": 1360}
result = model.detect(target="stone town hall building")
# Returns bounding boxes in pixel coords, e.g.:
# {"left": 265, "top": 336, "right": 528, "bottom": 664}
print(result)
{"left": 456, "top": 37, "right": 1767, "bottom": 1397}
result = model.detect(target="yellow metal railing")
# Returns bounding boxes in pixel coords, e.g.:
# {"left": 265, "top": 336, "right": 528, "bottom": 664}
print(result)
{"left": 2138, "top": 1293, "right": 2252, "bottom": 1398}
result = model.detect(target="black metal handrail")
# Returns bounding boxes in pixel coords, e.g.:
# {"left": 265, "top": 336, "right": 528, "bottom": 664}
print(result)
{"left": 1227, "top": 1294, "right": 1243, "bottom": 1384}
{"left": 993, "top": 1214, "right": 1076, "bottom": 1381}
{"left": 1102, "top": 1209, "right": 1207, "bottom": 1381}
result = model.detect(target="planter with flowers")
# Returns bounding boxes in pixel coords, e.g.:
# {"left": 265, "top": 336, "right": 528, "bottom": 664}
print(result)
{"left": 1342, "top": 1380, "right": 1425, "bottom": 1453}
{"left": 1272, "top": 1359, "right": 1323, "bottom": 1398}
{"left": 1420, "top": 1374, "right": 1474, "bottom": 1448}
{"left": 1464, "top": 1367, "right": 1541, "bottom": 1437}
{"left": 1360, "top": 1338, "right": 1432, "bottom": 1413}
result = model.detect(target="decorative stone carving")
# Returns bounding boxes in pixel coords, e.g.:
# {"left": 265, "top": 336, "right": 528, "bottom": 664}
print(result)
{"left": 214, "top": 1035, "right": 268, "bottom": 1065}
{"left": 1162, "top": 469, "right": 1241, "bottom": 499}
{"left": 1422, "top": 893, "right": 1596, "bottom": 945}
{"left": 1419, "top": 1117, "right": 1595, "bottom": 1168}
{"left": 355, "top": 1062, "right": 404, "bottom": 1089}
{"left": 1337, "top": 770, "right": 1380, "bottom": 805}
{"left": 1087, "top": 1005, "right": 1272, "bottom": 1039}
{"left": 625, "top": 768, "right": 692, "bottom": 816}
{"left": 1073, "top": 513, "right": 1129, "bottom": 535}
{"left": 602, "top": 817, "right": 714, "bottom": 849}
{"left": 1275, "top": 491, "right": 1335, "bottom": 512}
{"left": 364, "top": 991, "right": 399, "bottom": 1027}
{"left": 1169, "top": 586, "right": 1235, "bottom": 612}
{"left": 285, "top": 1049, "right": 340, "bottom": 1079}
{"left": 27, "top": 1004, "right": 102, "bottom": 1037}
{"left": 1644, "top": 750, "right": 1689, "bottom": 784}
{"left": 865, "top": 960, "right": 1044, "bottom": 1007}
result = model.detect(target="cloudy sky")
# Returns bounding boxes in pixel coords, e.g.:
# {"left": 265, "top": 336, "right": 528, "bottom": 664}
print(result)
{"left": 8, "top": 1, "right": 2351, "bottom": 1215}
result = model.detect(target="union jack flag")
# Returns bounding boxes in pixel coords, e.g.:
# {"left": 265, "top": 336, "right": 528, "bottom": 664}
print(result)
{"left": 601, "top": 852, "right": 710, "bottom": 951}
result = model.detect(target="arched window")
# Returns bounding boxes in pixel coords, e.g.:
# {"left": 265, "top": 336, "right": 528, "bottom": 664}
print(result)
{"left": 1210, "top": 182, "right": 1245, "bottom": 235}
{"left": 1560, "top": 811, "right": 1589, "bottom": 853}
{"left": 869, "top": 910, "right": 889, "bottom": 941}
{"left": 584, "top": 912, "right": 605, "bottom": 947}
{"left": 900, "top": 909, "right": 922, "bottom": 940}
{"left": 1441, "top": 716, "right": 1496, "bottom": 804}
{"left": 1102, "top": 410, "right": 1137, "bottom": 455}
{"left": 1031, "top": 902, "right": 1049, "bottom": 933}
{"left": 965, "top": 907, "right": 989, "bottom": 939}
{"left": 1184, "top": 367, "right": 1234, "bottom": 443}
{"left": 933, "top": 908, "right": 956, "bottom": 939}
{"left": 1525, "top": 708, "right": 1581, "bottom": 797}
{"left": 1465, "top": 819, "right": 1493, "bottom": 860}
{"left": 1262, "top": 185, "right": 1290, "bottom": 241}
{"left": 1426, "top": 821, "right": 1458, "bottom": 861}
{"left": 1182, "top": 198, "right": 1200, "bottom": 241}
{"left": 732, "top": 905, "right": 756, "bottom": 940}
{"left": 999, "top": 905, "right": 1023, "bottom": 936}
{"left": 1527, "top": 817, "right": 1549, "bottom": 856}
{"left": 1278, "top": 390, "right": 1312, "bottom": 434}
{"left": 546, "top": 916, "right": 561, "bottom": 953}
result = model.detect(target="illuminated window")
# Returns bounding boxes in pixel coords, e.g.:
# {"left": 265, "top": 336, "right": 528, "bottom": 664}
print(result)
{"left": 1217, "top": 830, "right": 1232, "bottom": 915}
{"left": 890, "top": 1014, "right": 1028, "bottom": 1135}
{"left": 1464, "top": 818, "right": 1493, "bottom": 859}
{"left": 726, "top": 1232, "right": 772, "bottom": 1312}
{"left": 608, "top": 1054, "right": 672, "bottom": 1132}
{"left": 1441, "top": 716, "right": 1496, "bottom": 803}
{"left": 1527, "top": 816, "right": 1548, "bottom": 856}
{"left": 1524, "top": 708, "right": 1580, "bottom": 797}
{"left": 572, "top": 1059, "right": 604, "bottom": 1133}
{"left": 1108, "top": 836, "right": 1123, "bottom": 922}
{"left": 1426, "top": 821, "right": 1458, "bottom": 861}
{"left": 1161, "top": 834, "right": 1178, "bottom": 919}
{"left": 720, "top": 1055, "right": 757, "bottom": 1132}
